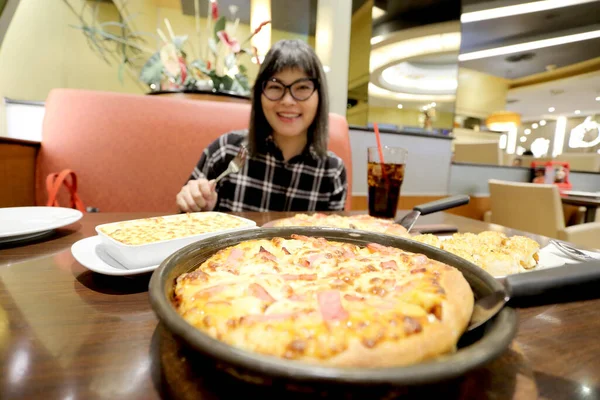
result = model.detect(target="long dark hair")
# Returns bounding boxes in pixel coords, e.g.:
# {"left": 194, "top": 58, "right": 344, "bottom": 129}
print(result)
{"left": 248, "top": 39, "right": 329, "bottom": 157}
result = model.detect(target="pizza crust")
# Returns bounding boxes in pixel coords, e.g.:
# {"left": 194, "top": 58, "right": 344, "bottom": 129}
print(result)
{"left": 174, "top": 236, "right": 475, "bottom": 368}
{"left": 319, "top": 266, "right": 473, "bottom": 367}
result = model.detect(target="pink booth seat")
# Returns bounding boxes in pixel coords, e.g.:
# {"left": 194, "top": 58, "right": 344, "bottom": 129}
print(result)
{"left": 36, "top": 89, "right": 352, "bottom": 212}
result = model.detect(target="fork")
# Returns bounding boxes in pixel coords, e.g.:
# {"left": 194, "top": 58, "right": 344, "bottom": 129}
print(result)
{"left": 550, "top": 239, "right": 597, "bottom": 262}
{"left": 214, "top": 146, "right": 248, "bottom": 184}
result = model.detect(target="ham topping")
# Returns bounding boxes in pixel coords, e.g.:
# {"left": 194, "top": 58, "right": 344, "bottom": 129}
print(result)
{"left": 282, "top": 274, "right": 317, "bottom": 281}
{"left": 380, "top": 260, "right": 398, "bottom": 270}
{"left": 259, "top": 246, "right": 277, "bottom": 261}
{"left": 227, "top": 248, "right": 244, "bottom": 264}
{"left": 183, "top": 269, "right": 209, "bottom": 282}
{"left": 344, "top": 294, "right": 365, "bottom": 302}
{"left": 194, "top": 283, "right": 229, "bottom": 298}
{"left": 318, "top": 290, "right": 349, "bottom": 321}
{"left": 249, "top": 283, "right": 276, "bottom": 303}
{"left": 241, "top": 313, "right": 295, "bottom": 324}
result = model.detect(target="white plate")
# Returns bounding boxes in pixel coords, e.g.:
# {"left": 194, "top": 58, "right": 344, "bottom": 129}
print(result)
{"left": 0, "top": 206, "right": 83, "bottom": 240}
{"left": 71, "top": 236, "right": 158, "bottom": 276}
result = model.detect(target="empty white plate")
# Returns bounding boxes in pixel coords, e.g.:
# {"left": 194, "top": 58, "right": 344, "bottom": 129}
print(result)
{"left": 0, "top": 206, "right": 83, "bottom": 243}
{"left": 71, "top": 236, "right": 158, "bottom": 276}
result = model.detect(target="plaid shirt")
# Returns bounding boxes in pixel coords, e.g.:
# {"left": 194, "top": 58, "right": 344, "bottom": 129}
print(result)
{"left": 188, "top": 130, "right": 347, "bottom": 212}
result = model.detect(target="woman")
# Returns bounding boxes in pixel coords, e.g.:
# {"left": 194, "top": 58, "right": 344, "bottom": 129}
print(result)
{"left": 176, "top": 39, "right": 348, "bottom": 212}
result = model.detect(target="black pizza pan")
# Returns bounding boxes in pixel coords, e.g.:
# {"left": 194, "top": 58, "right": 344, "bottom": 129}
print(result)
{"left": 148, "top": 227, "right": 517, "bottom": 387}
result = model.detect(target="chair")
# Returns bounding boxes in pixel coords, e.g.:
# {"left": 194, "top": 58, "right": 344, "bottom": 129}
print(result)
{"left": 35, "top": 89, "right": 353, "bottom": 212}
{"left": 488, "top": 179, "right": 600, "bottom": 249}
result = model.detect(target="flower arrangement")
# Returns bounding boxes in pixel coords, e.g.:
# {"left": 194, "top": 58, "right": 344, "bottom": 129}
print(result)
{"left": 63, "top": 0, "right": 270, "bottom": 96}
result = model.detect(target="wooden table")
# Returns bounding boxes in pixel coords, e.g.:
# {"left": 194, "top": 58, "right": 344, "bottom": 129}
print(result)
{"left": 561, "top": 195, "right": 600, "bottom": 223}
{"left": 1, "top": 211, "right": 599, "bottom": 400}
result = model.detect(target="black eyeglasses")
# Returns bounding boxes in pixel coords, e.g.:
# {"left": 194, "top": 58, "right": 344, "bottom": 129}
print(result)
{"left": 261, "top": 78, "right": 319, "bottom": 101}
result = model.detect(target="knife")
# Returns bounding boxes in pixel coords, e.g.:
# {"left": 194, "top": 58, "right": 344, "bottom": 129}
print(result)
{"left": 396, "top": 195, "right": 470, "bottom": 232}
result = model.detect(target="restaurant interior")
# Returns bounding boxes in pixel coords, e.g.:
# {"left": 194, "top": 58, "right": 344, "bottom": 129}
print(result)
{"left": 1, "top": 0, "right": 600, "bottom": 399}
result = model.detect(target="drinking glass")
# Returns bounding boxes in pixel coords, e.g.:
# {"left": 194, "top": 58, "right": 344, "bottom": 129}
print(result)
{"left": 367, "top": 147, "right": 407, "bottom": 218}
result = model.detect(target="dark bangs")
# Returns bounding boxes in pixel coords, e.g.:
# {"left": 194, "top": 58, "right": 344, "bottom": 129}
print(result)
{"left": 248, "top": 39, "right": 330, "bottom": 157}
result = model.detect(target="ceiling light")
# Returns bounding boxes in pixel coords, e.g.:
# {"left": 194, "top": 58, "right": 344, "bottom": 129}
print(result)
{"left": 499, "top": 134, "right": 507, "bottom": 149}
{"left": 540, "top": 120, "right": 546, "bottom": 126}
{"left": 397, "top": 104, "right": 403, "bottom": 109}
{"left": 575, "top": 110, "right": 581, "bottom": 114}
{"left": 371, "top": 32, "right": 461, "bottom": 71}
{"left": 596, "top": 96, "right": 600, "bottom": 101}
{"left": 372, "top": 6, "right": 386, "bottom": 19}
{"left": 552, "top": 116, "right": 567, "bottom": 157}
{"left": 458, "top": 29, "right": 600, "bottom": 61}
{"left": 525, "top": 129, "right": 531, "bottom": 134}
{"left": 520, "top": 136, "right": 527, "bottom": 143}
{"left": 486, "top": 111, "right": 521, "bottom": 133}
{"left": 548, "top": 107, "right": 555, "bottom": 112}
{"left": 371, "top": 35, "right": 385, "bottom": 45}
{"left": 460, "top": 0, "right": 597, "bottom": 23}
{"left": 431, "top": 102, "right": 436, "bottom": 107}
{"left": 323, "top": 65, "right": 331, "bottom": 73}
{"left": 532, "top": 123, "right": 539, "bottom": 129}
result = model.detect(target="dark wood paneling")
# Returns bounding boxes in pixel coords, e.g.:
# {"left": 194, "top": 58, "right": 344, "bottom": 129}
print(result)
{"left": 0, "top": 141, "right": 38, "bottom": 207}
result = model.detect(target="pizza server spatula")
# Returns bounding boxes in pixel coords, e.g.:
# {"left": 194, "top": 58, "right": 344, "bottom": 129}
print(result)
{"left": 396, "top": 195, "right": 470, "bottom": 232}
{"left": 468, "top": 259, "right": 600, "bottom": 331}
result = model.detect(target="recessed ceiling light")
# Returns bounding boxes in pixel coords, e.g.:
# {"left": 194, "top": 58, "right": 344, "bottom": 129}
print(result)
{"left": 524, "top": 129, "right": 531, "bottom": 134}
{"left": 458, "top": 29, "right": 600, "bottom": 61}
{"left": 397, "top": 104, "right": 403, "bottom": 109}
{"left": 596, "top": 96, "right": 600, "bottom": 101}
{"left": 460, "top": 0, "right": 598, "bottom": 23}
{"left": 532, "top": 123, "right": 539, "bottom": 129}
{"left": 372, "top": 6, "right": 386, "bottom": 19}
{"left": 520, "top": 136, "right": 527, "bottom": 143}
{"left": 370, "top": 35, "right": 385, "bottom": 45}
{"left": 431, "top": 102, "right": 436, "bottom": 107}
{"left": 539, "top": 120, "right": 547, "bottom": 126}
{"left": 548, "top": 107, "right": 555, "bottom": 112}
{"left": 575, "top": 110, "right": 581, "bottom": 114}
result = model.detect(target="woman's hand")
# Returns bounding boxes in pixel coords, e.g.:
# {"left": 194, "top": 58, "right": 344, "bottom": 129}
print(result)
{"left": 176, "top": 179, "right": 218, "bottom": 212}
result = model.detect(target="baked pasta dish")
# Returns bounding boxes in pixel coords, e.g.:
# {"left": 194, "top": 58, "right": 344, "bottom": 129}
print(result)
{"left": 174, "top": 234, "right": 474, "bottom": 367}
{"left": 411, "top": 231, "right": 540, "bottom": 276}
{"left": 97, "top": 212, "right": 253, "bottom": 245}
{"left": 271, "top": 213, "right": 410, "bottom": 238}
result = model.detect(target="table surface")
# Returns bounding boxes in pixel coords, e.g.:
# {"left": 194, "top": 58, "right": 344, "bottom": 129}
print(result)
{"left": 561, "top": 195, "right": 600, "bottom": 207}
{"left": 1, "top": 211, "right": 599, "bottom": 400}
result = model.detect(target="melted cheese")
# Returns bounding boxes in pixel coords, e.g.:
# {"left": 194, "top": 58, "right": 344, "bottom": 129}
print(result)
{"left": 272, "top": 213, "right": 410, "bottom": 238}
{"left": 97, "top": 212, "right": 251, "bottom": 245}
{"left": 412, "top": 231, "right": 540, "bottom": 275}
{"left": 174, "top": 235, "right": 454, "bottom": 362}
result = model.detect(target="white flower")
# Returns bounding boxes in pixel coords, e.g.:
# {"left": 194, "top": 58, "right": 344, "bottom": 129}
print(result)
{"left": 160, "top": 43, "right": 181, "bottom": 77}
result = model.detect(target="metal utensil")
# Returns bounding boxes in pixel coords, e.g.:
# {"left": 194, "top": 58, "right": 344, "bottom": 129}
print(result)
{"left": 396, "top": 195, "right": 470, "bottom": 232}
{"left": 550, "top": 239, "right": 597, "bottom": 262}
{"left": 468, "top": 259, "right": 600, "bottom": 331}
{"left": 214, "top": 146, "right": 248, "bottom": 184}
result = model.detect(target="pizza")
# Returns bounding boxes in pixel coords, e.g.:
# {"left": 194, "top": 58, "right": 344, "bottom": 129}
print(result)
{"left": 97, "top": 212, "right": 252, "bottom": 245}
{"left": 271, "top": 213, "right": 410, "bottom": 238}
{"left": 173, "top": 234, "right": 474, "bottom": 368}
{"left": 411, "top": 231, "right": 540, "bottom": 276}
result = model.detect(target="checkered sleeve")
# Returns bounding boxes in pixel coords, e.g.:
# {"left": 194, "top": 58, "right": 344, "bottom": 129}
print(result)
{"left": 328, "top": 159, "right": 348, "bottom": 211}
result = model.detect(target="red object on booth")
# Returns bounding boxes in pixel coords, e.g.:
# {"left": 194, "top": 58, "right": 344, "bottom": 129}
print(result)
{"left": 530, "top": 161, "right": 572, "bottom": 193}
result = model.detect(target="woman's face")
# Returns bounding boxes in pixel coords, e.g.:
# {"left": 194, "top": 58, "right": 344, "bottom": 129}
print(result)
{"left": 261, "top": 68, "right": 319, "bottom": 141}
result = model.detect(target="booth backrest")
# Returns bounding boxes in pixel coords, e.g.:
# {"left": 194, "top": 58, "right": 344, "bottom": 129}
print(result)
{"left": 35, "top": 89, "right": 352, "bottom": 212}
